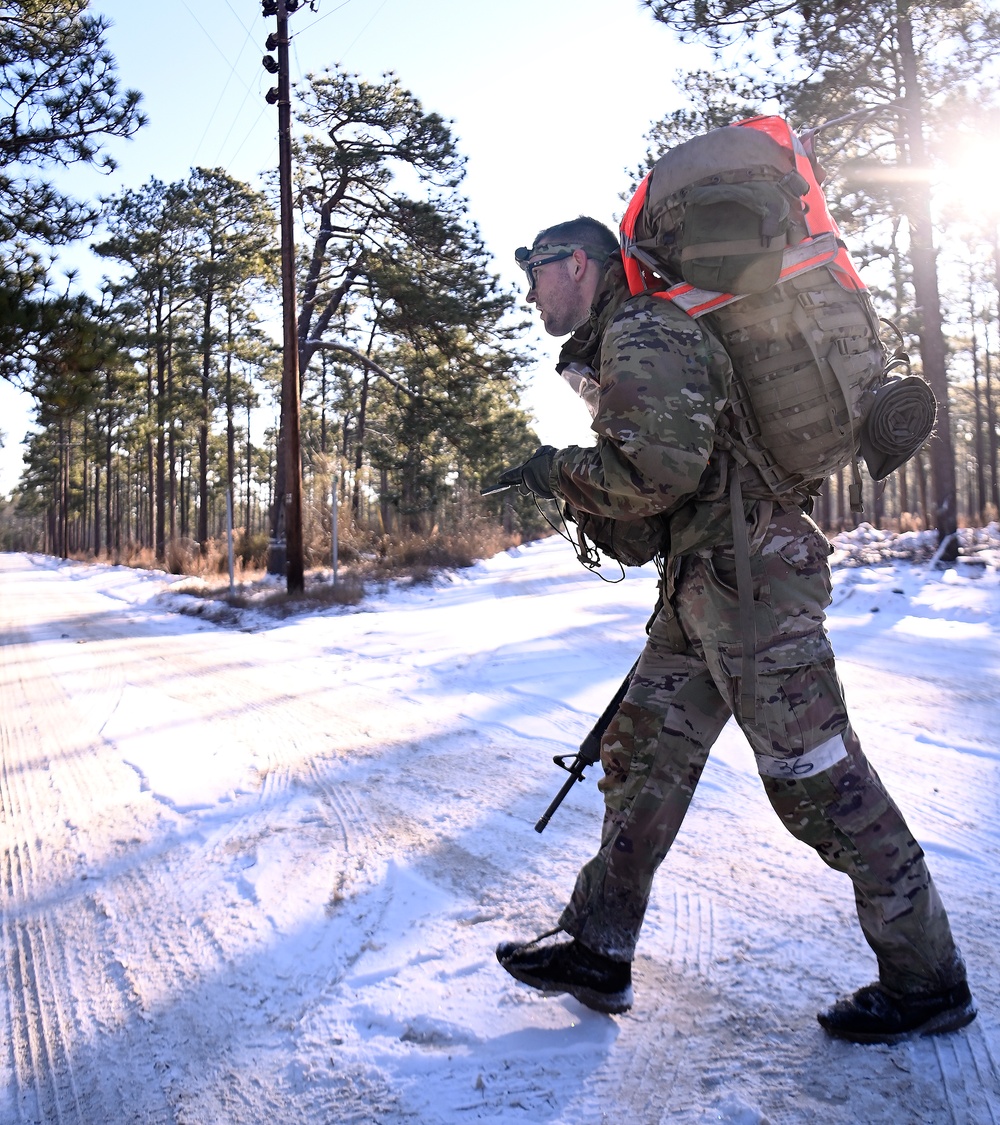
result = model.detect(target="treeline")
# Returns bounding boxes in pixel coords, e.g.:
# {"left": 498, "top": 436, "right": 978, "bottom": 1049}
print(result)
{"left": 0, "top": 3, "right": 541, "bottom": 566}
{"left": 5, "top": 1, "right": 1000, "bottom": 569}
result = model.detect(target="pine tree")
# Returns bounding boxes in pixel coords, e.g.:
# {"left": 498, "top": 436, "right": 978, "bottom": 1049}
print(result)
{"left": 182, "top": 168, "right": 277, "bottom": 552}
{"left": 0, "top": 0, "right": 144, "bottom": 384}
{"left": 278, "top": 66, "right": 532, "bottom": 540}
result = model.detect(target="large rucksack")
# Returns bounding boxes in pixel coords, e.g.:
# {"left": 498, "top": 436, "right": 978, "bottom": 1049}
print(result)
{"left": 618, "top": 116, "right": 937, "bottom": 722}
{"left": 619, "top": 115, "right": 935, "bottom": 505}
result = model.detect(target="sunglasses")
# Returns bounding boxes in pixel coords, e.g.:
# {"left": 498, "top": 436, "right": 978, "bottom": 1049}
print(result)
{"left": 514, "top": 245, "right": 575, "bottom": 289}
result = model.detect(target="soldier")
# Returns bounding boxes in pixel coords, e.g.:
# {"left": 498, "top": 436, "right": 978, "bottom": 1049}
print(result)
{"left": 495, "top": 215, "right": 975, "bottom": 1045}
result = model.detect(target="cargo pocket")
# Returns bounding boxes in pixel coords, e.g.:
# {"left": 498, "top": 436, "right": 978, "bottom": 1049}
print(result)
{"left": 762, "top": 525, "right": 834, "bottom": 614}
{"left": 716, "top": 626, "right": 843, "bottom": 760}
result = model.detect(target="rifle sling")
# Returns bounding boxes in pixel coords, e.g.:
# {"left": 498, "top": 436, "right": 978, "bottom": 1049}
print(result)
{"left": 729, "top": 469, "right": 759, "bottom": 725}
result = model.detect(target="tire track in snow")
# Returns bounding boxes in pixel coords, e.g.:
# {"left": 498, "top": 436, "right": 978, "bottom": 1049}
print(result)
{"left": 0, "top": 558, "right": 421, "bottom": 1122}
{"left": 307, "top": 758, "right": 379, "bottom": 858}
{"left": 661, "top": 889, "right": 716, "bottom": 977}
{"left": 0, "top": 607, "right": 87, "bottom": 1122}
{"left": 933, "top": 1023, "right": 1000, "bottom": 1124}
{"left": 0, "top": 557, "right": 179, "bottom": 1123}
{"left": 2, "top": 915, "right": 82, "bottom": 1124}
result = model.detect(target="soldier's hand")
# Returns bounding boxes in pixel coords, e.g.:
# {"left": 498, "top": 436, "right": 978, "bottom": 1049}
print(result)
{"left": 497, "top": 446, "right": 557, "bottom": 499}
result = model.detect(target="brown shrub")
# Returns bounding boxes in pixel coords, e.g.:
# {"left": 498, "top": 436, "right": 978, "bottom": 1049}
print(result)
{"left": 74, "top": 518, "right": 539, "bottom": 623}
{"left": 237, "top": 531, "right": 270, "bottom": 569}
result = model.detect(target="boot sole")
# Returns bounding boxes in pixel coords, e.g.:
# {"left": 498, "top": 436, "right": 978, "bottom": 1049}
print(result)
{"left": 820, "top": 1000, "right": 978, "bottom": 1045}
{"left": 499, "top": 958, "right": 633, "bottom": 1015}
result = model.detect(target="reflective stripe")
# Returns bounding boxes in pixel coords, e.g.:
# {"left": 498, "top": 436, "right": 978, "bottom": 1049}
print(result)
{"left": 620, "top": 171, "right": 652, "bottom": 295}
{"left": 653, "top": 231, "right": 841, "bottom": 318}
{"left": 755, "top": 732, "right": 848, "bottom": 779}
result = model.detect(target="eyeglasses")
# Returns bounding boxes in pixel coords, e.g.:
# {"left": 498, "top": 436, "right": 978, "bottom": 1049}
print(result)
{"left": 514, "top": 246, "right": 574, "bottom": 290}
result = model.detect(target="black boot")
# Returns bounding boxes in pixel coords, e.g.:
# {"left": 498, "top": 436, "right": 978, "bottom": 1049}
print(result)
{"left": 818, "top": 980, "right": 976, "bottom": 1045}
{"left": 496, "top": 932, "right": 633, "bottom": 1014}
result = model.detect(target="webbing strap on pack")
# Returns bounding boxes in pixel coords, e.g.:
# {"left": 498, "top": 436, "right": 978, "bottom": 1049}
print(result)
{"left": 728, "top": 470, "right": 758, "bottom": 725}
{"left": 655, "top": 230, "right": 840, "bottom": 317}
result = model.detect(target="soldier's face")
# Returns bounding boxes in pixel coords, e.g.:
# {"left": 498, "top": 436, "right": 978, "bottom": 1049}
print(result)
{"left": 527, "top": 250, "right": 590, "bottom": 337}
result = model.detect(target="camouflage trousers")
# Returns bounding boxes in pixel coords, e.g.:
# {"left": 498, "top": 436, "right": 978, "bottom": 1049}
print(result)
{"left": 559, "top": 507, "right": 966, "bottom": 995}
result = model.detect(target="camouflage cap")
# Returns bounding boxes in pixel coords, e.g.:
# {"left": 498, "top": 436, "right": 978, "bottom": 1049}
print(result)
{"left": 514, "top": 241, "right": 616, "bottom": 289}
{"left": 515, "top": 241, "right": 614, "bottom": 266}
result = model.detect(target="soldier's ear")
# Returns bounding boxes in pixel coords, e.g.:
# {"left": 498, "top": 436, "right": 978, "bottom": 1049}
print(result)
{"left": 569, "top": 248, "right": 590, "bottom": 281}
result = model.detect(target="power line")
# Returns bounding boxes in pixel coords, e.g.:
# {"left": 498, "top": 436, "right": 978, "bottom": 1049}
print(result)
{"left": 288, "top": 0, "right": 392, "bottom": 77}
{"left": 222, "top": 0, "right": 256, "bottom": 33}
{"left": 174, "top": 0, "right": 265, "bottom": 174}
{"left": 199, "top": 24, "right": 259, "bottom": 166}
{"left": 176, "top": 0, "right": 243, "bottom": 73}
{"left": 225, "top": 104, "right": 278, "bottom": 177}
{"left": 294, "top": 0, "right": 358, "bottom": 36}
{"left": 173, "top": 0, "right": 264, "bottom": 104}
{"left": 336, "top": 0, "right": 392, "bottom": 64}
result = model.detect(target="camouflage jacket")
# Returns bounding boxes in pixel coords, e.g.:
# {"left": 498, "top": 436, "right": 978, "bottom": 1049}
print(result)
{"left": 549, "top": 259, "right": 747, "bottom": 561}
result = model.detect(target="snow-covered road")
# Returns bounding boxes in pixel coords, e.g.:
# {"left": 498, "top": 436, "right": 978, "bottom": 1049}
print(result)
{"left": 1, "top": 537, "right": 999, "bottom": 1124}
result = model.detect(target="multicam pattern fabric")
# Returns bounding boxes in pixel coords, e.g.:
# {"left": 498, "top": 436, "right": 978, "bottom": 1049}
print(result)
{"left": 549, "top": 258, "right": 748, "bottom": 563}
{"left": 544, "top": 264, "right": 967, "bottom": 996}
{"left": 551, "top": 271, "right": 731, "bottom": 531}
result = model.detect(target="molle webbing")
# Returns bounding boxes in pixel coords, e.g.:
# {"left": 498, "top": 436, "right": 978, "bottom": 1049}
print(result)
{"left": 712, "top": 266, "right": 883, "bottom": 495}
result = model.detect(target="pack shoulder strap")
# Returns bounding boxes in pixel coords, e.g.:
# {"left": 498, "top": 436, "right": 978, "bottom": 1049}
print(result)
{"left": 729, "top": 468, "right": 759, "bottom": 725}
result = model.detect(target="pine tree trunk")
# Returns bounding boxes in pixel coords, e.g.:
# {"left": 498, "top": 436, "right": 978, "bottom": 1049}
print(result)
{"left": 970, "top": 297, "right": 986, "bottom": 525}
{"left": 155, "top": 329, "right": 167, "bottom": 561}
{"left": 94, "top": 455, "right": 101, "bottom": 557}
{"left": 225, "top": 312, "right": 235, "bottom": 510}
{"left": 168, "top": 349, "right": 177, "bottom": 546}
{"left": 991, "top": 233, "right": 1000, "bottom": 514}
{"left": 82, "top": 414, "right": 90, "bottom": 553}
{"left": 987, "top": 345, "right": 999, "bottom": 517}
{"left": 352, "top": 371, "right": 370, "bottom": 519}
{"left": 917, "top": 452, "right": 930, "bottom": 529}
{"left": 246, "top": 402, "right": 253, "bottom": 535}
{"left": 816, "top": 477, "right": 831, "bottom": 533}
{"left": 897, "top": 8, "right": 958, "bottom": 556}
{"left": 198, "top": 281, "right": 214, "bottom": 553}
{"left": 105, "top": 374, "right": 114, "bottom": 559}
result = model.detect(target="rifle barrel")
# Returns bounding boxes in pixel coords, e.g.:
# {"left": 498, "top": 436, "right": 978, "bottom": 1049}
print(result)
{"left": 533, "top": 658, "right": 639, "bottom": 833}
{"left": 534, "top": 767, "right": 585, "bottom": 833}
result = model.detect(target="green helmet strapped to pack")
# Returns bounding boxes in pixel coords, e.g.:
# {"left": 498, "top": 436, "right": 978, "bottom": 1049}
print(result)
{"left": 620, "top": 115, "right": 936, "bottom": 506}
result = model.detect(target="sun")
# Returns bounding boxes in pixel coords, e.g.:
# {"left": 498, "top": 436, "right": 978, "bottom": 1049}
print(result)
{"left": 934, "top": 136, "right": 1000, "bottom": 228}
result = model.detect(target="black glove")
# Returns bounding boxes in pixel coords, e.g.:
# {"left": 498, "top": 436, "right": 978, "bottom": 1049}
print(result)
{"left": 496, "top": 445, "right": 557, "bottom": 499}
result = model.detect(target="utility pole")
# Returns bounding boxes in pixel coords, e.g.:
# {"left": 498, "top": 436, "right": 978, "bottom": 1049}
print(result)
{"left": 262, "top": 0, "right": 304, "bottom": 592}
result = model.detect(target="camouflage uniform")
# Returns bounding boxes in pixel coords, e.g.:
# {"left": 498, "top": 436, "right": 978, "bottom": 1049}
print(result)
{"left": 546, "top": 261, "right": 966, "bottom": 996}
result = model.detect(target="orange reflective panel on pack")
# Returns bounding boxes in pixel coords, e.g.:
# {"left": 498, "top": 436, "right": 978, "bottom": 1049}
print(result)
{"left": 615, "top": 112, "right": 891, "bottom": 503}
{"left": 737, "top": 114, "right": 864, "bottom": 292}
{"left": 618, "top": 114, "right": 866, "bottom": 304}
{"left": 620, "top": 169, "right": 655, "bottom": 295}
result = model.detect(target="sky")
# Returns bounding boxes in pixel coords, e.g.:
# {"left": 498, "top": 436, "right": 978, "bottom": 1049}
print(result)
{"left": 2, "top": 524, "right": 999, "bottom": 1120}
{"left": 0, "top": 0, "right": 712, "bottom": 496}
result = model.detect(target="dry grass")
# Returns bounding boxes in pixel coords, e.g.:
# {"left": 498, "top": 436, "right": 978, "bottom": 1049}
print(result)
{"left": 84, "top": 520, "right": 537, "bottom": 622}
{"left": 223, "top": 571, "right": 369, "bottom": 617}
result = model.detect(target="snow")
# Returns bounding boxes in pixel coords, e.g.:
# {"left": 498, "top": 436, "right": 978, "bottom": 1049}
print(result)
{"left": 2, "top": 527, "right": 1000, "bottom": 1123}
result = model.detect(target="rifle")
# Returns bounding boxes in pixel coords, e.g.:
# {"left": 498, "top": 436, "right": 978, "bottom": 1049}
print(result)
{"left": 480, "top": 479, "right": 514, "bottom": 496}
{"left": 534, "top": 660, "right": 638, "bottom": 833}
